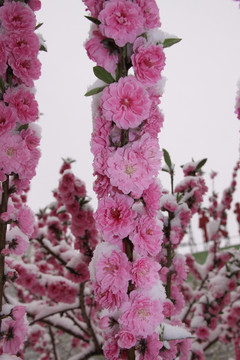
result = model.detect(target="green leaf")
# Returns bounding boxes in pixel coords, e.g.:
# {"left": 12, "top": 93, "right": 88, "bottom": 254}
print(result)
{"left": 85, "top": 86, "right": 107, "bottom": 96}
{"left": 40, "top": 44, "right": 47, "bottom": 52}
{"left": 163, "top": 148, "right": 172, "bottom": 170}
{"left": 84, "top": 16, "right": 101, "bottom": 25}
{"left": 115, "top": 63, "right": 121, "bottom": 82}
{"left": 93, "top": 66, "right": 115, "bottom": 84}
{"left": 18, "top": 124, "right": 28, "bottom": 132}
{"left": 195, "top": 158, "right": 207, "bottom": 172}
{"left": 0, "top": 77, "right": 5, "bottom": 93}
{"left": 163, "top": 38, "right": 182, "bottom": 48}
{"left": 35, "top": 22, "right": 43, "bottom": 30}
{"left": 162, "top": 168, "right": 170, "bottom": 173}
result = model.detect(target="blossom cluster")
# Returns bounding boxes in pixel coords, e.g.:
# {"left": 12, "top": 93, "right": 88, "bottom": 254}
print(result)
{"left": 153, "top": 157, "right": 207, "bottom": 359}
{"left": 181, "top": 163, "right": 240, "bottom": 359}
{"left": 0, "top": 0, "right": 42, "bottom": 357}
{"left": 6, "top": 160, "right": 101, "bottom": 359}
{"left": 83, "top": 0, "right": 190, "bottom": 358}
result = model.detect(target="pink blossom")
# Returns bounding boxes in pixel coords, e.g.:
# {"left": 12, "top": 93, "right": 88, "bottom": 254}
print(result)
{"left": 119, "top": 291, "right": 163, "bottom": 337}
{"left": 95, "top": 250, "right": 131, "bottom": 293}
{"left": 138, "top": 332, "right": 163, "bottom": 360}
{"left": 142, "top": 180, "right": 162, "bottom": 216}
{"left": 132, "top": 44, "right": 165, "bottom": 85}
{"left": 107, "top": 134, "right": 161, "bottom": 197}
{"left": 196, "top": 326, "right": 210, "bottom": 341}
{"left": 0, "top": 101, "right": 17, "bottom": 135}
{"left": 93, "top": 173, "right": 117, "bottom": 199}
{"left": 47, "top": 280, "right": 77, "bottom": 304}
{"left": 8, "top": 234, "right": 29, "bottom": 256}
{"left": 83, "top": 0, "right": 105, "bottom": 18}
{"left": 94, "top": 193, "right": 137, "bottom": 243}
{"left": 160, "top": 194, "right": 178, "bottom": 212}
{"left": 162, "top": 299, "right": 174, "bottom": 318}
{"left": 94, "top": 282, "right": 128, "bottom": 311}
{"left": 134, "top": 0, "right": 161, "bottom": 29}
{"left": 0, "top": 37, "right": 7, "bottom": 77}
{"left": 65, "top": 261, "right": 90, "bottom": 283}
{"left": 4, "top": 86, "right": 38, "bottom": 124}
{"left": 0, "top": 2, "right": 36, "bottom": 32}
{"left": 28, "top": 0, "right": 41, "bottom": 11}
{"left": 8, "top": 49, "right": 41, "bottom": 87}
{"left": 103, "top": 338, "right": 120, "bottom": 360}
{"left": 99, "top": 316, "right": 110, "bottom": 330}
{"left": 2, "top": 314, "right": 28, "bottom": 354}
{"left": 0, "top": 132, "right": 30, "bottom": 176}
{"left": 85, "top": 29, "right": 118, "bottom": 75}
{"left": 141, "top": 106, "right": 164, "bottom": 138}
{"left": 6, "top": 32, "right": 40, "bottom": 56}
{"left": 130, "top": 215, "right": 162, "bottom": 256}
{"left": 100, "top": 76, "right": 151, "bottom": 129}
{"left": 228, "top": 278, "right": 237, "bottom": 291}
{"left": 21, "top": 128, "right": 40, "bottom": 150}
{"left": 170, "top": 285, "right": 185, "bottom": 315}
{"left": 99, "top": 0, "right": 144, "bottom": 47}
{"left": 132, "top": 257, "right": 160, "bottom": 289}
{"left": 117, "top": 330, "right": 136, "bottom": 349}
{"left": 17, "top": 206, "right": 35, "bottom": 237}
{"left": 173, "top": 256, "right": 188, "bottom": 285}
{"left": 91, "top": 116, "right": 111, "bottom": 155}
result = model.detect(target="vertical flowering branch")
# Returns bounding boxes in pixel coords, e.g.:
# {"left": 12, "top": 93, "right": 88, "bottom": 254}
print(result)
{"left": 83, "top": 1, "right": 184, "bottom": 359}
{"left": 0, "top": 0, "right": 42, "bottom": 356}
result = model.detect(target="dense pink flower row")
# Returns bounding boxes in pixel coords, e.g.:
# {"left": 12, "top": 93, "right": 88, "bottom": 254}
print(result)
{"left": 0, "top": 0, "right": 42, "bottom": 357}
{"left": 6, "top": 161, "right": 100, "bottom": 359}
{"left": 83, "top": 0, "right": 170, "bottom": 359}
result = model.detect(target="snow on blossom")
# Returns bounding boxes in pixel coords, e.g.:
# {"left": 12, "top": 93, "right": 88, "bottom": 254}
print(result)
{"left": 119, "top": 290, "right": 164, "bottom": 337}
{"left": 132, "top": 44, "right": 165, "bottom": 85}
{"left": 94, "top": 193, "right": 137, "bottom": 243}
{"left": 99, "top": 0, "right": 144, "bottom": 47}
{"left": 100, "top": 76, "right": 151, "bottom": 130}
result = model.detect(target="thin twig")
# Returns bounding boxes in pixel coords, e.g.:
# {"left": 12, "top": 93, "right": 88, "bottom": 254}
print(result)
{"left": 48, "top": 325, "right": 59, "bottom": 360}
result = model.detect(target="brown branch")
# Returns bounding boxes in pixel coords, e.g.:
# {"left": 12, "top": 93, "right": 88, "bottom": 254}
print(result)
{"left": 67, "top": 311, "right": 90, "bottom": 337}
{"left": 79, "top": 283, "right": 101, "bottom": 352}
{"left": 35, "top": 237, "right": 80, "bottom": 276}
{"left": 48, "top": 325, "right": 59, "bottom": 360}
{"left": 29, "top": 305, "right": 81, "bottom": 325}
{"left": 0, "top": 176, "right": 9, "bottom": 329}
{"left": 28, "top": 312, "right": 89, "bottom": 343}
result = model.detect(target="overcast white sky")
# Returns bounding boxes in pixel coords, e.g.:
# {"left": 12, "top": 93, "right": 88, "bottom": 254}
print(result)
{"left": 28, "top": 0, "right": 240, "bottom": 244}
